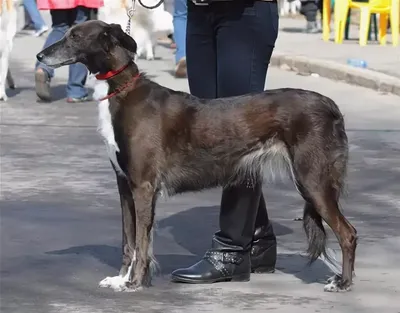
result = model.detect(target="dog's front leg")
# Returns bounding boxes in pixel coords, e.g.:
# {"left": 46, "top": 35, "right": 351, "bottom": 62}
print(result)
{"left": 129, "top": 181, "right": 157, "bottom": 290}
{"left": 118, "top": 173, "right": 137, "bottom": 278}
{"left": 99, "top": 170, "right": 137, "bottom": 292}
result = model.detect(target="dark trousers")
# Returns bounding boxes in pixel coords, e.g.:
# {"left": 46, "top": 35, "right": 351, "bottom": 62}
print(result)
{"left": 300, "top": 0, "right": 322, "bottom": 22}
{"left": 186, "top": 0, "right": 279, "bottom": 250}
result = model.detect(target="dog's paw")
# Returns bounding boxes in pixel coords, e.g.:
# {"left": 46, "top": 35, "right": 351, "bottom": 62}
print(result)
{"left": 99, "top": 276, "right": 142, "bottom": 292}
{"left": 125, "top": 278, "right": 145, "bottom": 291}
{"left": 324, "top": 275, "right": 352, "bottom": 292}
{"left": 146, "top": 55, "right": 155, "bottom": 61}
{"left": 99, "top": 276, "right": 128, "bottom": 292}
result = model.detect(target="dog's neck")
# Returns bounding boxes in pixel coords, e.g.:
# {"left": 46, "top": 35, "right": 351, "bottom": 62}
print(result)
{"left": 104, "top": 63, "right": 139, "bottom": 91}
{"left": 99, "top": 50, "right": 140, "bottom": 91}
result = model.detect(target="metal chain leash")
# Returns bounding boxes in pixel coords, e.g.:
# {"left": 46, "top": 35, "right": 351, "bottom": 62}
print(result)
{"left": 125, "top": 0, "right": 136, "bottom": 35}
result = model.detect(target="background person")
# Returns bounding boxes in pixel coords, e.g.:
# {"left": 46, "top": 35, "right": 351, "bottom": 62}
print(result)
{"left": 35, "top": 0, "right": 103, "bottom": 103}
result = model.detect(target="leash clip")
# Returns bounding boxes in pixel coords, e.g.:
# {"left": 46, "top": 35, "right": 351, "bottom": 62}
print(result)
{"left": 125, "top": 0, "right": 136, "bottom": 34}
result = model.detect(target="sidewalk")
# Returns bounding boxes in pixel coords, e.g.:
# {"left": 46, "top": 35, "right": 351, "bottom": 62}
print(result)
{"left": 11, "top": 9, "right": 400, "bottom": 96}
{"left": 271, "top": 18, "right": 400, "bottom": 95}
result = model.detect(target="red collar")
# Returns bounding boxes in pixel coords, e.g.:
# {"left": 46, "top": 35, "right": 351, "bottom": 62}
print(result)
{"left": 95, "top": 63, "right": 131, "bottom": 80}
{"left": 97, "top": 73, "right": 141, "bottom": 101}
{"left": 95, "top": 62, "right": 140, "bottom": 101}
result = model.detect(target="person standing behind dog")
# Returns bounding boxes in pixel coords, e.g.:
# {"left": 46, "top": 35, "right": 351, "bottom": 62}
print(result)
{"left": 35, "top": 0, "right": 103, "bottom": 103}
{"left": 171, "top": 0, "right": 279, "bottom": 284}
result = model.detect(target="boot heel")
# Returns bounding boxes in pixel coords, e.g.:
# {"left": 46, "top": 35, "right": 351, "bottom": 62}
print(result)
{"left": 251, "top": 241, "right": 277, "bottom": 274}
{"left": 231, "top": 272, "right": 250, "bottom": 282}
{"left": 252, "top": 266, "right": 275, "bottom": 274}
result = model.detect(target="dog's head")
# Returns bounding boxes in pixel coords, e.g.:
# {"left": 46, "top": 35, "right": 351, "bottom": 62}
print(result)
{"left": 36, "top": 20, "right": 137, "bottom": 74}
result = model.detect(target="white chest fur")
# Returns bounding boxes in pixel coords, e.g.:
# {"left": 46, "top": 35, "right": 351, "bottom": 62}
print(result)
{"left": 94, "top": 81, "right": 125, "bottom": 176}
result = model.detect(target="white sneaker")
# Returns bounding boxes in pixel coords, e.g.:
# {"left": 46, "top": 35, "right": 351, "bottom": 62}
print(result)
{"left": 34, "top": 25, "right": 49, "bottom": 37}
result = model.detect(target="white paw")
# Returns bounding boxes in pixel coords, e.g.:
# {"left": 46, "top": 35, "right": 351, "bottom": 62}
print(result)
{"left": 99, "top": 275, "right": 142, "bottom": 292}
{"left": 324, "top": 275, "right": 352, "bottom": 292}
{"left": 99, "top": 275, "right": 130, "bottom": 292}
{"left": 146, "top": 55, "right": 155, "bottom": 61}
{"left": 324, "top": 280, "right": 339, "bottom": 292}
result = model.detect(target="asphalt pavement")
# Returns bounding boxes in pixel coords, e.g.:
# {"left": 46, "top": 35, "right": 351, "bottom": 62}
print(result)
{"left": 1, "top": 28, "right": 400, "bottom": 313}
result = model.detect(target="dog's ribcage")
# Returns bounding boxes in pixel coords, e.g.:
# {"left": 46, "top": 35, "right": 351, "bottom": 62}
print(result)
{"left": 160, "top": 118, "right": 297, "bottom": 196}
{"left": 163, "top": 143, "right": 295, "bottom": 196}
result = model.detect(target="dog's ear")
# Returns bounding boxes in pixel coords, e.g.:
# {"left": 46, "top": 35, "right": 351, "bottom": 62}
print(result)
{"left": 108, "top": 23, "right": 138, "bottom": 54}
{"left": 98, "top": 27, "right": 114, "bottom": 52}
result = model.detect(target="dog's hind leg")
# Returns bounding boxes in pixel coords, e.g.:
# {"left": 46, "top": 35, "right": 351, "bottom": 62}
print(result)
{"left": 99, "top": 171, "right": 137, "bottom": 291}
{"left": 129, "top": 180, "right": 158, "bottom": 290}
{"left": 293, "top": 141, "right": 357, "bottom": 292}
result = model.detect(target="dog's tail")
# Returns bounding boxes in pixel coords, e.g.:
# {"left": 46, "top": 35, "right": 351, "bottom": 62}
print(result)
{"left": 303, "top": 205, "right": 327, "bottom": 263}
{"left": 303, "top": 206, "right": 341, "bottom": 274}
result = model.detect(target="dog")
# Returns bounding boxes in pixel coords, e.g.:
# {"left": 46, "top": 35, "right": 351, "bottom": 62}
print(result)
{"left": 36, "top": 20, "right": 358, "bottom": 293}
{"left": 278, "top": 0, "right": 301, "bottom": 16}
{"left": 0, "top": 0, "right": 18, "bottom": 101}
{"left": 98, "top": 0, "right": 173, "bottom": 61}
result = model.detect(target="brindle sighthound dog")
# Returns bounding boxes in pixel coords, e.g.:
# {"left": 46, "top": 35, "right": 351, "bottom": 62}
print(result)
{"left": 36, "top": 20, "right": 357, "bottom": 293}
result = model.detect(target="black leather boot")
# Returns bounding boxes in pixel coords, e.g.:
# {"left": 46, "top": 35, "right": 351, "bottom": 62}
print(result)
{"left": 251, "top": 225, "right": 277, "bottom": 273}
{"left": 171, "top": 238, "right": 251, "bottom": 284}
{"left": 250, "top": 193, "right": 277, "bottom": 273}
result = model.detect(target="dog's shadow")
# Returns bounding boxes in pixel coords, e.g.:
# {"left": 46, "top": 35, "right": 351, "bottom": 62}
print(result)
{"left": 46, "top": 205, "right": 335, "bottom": 284}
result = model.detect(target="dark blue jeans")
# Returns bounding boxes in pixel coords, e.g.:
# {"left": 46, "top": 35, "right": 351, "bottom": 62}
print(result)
{"left": 35, "top": 7, "right": 90, "bottom": 99}
{"left": 186, "top": 0, "right": 279, "bottom": 249}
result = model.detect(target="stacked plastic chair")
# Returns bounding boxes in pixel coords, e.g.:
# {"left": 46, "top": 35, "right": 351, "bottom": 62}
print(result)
{"left": 334, "top": 0, "right": 399, "bottom": 46}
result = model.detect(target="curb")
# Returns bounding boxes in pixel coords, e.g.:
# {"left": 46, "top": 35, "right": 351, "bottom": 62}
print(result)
{"left": 270, "top": 53, "right": 400, "bottom": 97}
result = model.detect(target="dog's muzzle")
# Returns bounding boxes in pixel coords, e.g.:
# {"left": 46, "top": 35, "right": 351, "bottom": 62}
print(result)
{"left": 36, "top": 52, "right": 76, "bottom": 68}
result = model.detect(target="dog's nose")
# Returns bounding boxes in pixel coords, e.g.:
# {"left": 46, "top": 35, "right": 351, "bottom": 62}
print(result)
{"left": 36, "top": 52, "right": 44, "bottom": 62}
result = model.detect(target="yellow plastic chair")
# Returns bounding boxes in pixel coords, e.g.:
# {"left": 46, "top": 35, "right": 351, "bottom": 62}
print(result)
{"left": 322, "top": 0, "right": 333, "bottom": 41}
{"left": 334, "top": 0, "right": 399, "bottom": 46}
